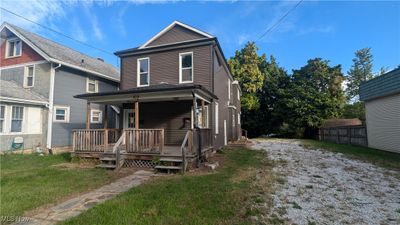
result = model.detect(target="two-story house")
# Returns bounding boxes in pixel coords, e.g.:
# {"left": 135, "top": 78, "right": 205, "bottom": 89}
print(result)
{"left": 0, "top": 22, "right": 119, "bottom": 153}
{"left": 72, "top": 21, "right": 242, "bottom": 171}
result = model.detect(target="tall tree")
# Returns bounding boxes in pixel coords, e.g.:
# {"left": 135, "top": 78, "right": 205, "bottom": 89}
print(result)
{"left": 228, "top": 42, "right": 265, "bottom": 110}
{"left": 346, "top": 47, "right": 374, "bottom": 101}
{"left": 284, "top": 58, "right": 346, "bottom": 137}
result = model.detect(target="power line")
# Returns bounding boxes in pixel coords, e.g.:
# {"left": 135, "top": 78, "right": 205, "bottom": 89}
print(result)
{"left": 0, "top": 6, "right": 115, "bottom": 56}
{"left": 258, "top": 0, "right": 304, "bottom": 41}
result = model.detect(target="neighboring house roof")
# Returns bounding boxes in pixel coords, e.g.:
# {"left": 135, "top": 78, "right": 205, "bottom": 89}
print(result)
{"left": 321, "top": 118, "right": 362, "bottom": 128}
{"left": 1, "top": 22, "right": 119, "bottom": 82}
{"left": 0, "top": 80, "right": 47, "bottom": 105}
{"left": 359, "top": 68, "right": 400, "bottom": 101}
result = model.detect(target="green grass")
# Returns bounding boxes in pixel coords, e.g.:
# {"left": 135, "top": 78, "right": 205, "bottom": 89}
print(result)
{"left": 300, "top": 139, "right": 400, "bottom": 171}
{"left": 62, "top": 149, "right": 266, "bottom": 225}
{"left": 0, "top": 153, "right": 113, "bottom": 217}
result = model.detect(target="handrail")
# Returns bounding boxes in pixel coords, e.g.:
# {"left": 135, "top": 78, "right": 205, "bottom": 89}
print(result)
{"left": 180, "top": 130, "right": 192, "bottom": 173}
{"left": 113, "top": 130, "right": 126, "bottom": 153}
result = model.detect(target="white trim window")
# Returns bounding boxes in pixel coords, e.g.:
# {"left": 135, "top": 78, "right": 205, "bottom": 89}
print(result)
{"left": 0, "top": 105, "right": 5, "bottom": 133}
{"left": 137, "top": 57, "right": 150, "bottom": 87}
{"left": 179, "top": 52, "right": 193, "bottom": 83}
{"left": 91, "top": 109, "right": 103, "bottom": 124}
{"left": 237, "top": 88, "right": 240, "bottom": 101}
{"left": 86, "top": 78, "right": 99, "bottom": 93}
{"left": 24, "top": 65, "right": 35, "bottom": 88}
{"left": 5, "top": 38, "right": 22, "bottom": 58}
{"left": 197, "top": 105, "right": 209, "bottom": 128}
{"left": 238, "top": 112, "right": 241, "bottom": 125}
{"left": 215, "top": 102, "right": 219, "bottom": 134}
{"left": 54, "top": 106, "right": 70, "bottom": 123}
{"left": 11, "top": 106, "right": 23, "bottom": 132}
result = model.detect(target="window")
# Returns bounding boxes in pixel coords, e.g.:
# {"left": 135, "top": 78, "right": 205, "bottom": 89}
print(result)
{"left": 228, "top": 79, "right": 231, "bottom": 100}
{"left": 137, "top": 58, "right": 150, "bottom": 87}
{"left": 232, "top": 113, "right": 235, "bottom": 127}
{"left": 91, "top": 109, "right": 103, "bottom": 123}
{"left": 179, "top": 52, "right": 193, "bottom": 83}
{"left": 11, "top": 106, "right": 23, "bottom": 132}
{"left": 6, "top": 38, "right": 22, "bottom": 58}
{"left": 238, "top": 113, "right": 241, "bottom": 125}
{"left": 54, "top": 106, "right": 70, "bottom": 123}
{"left": 197, "top": 106, "right": 209, "bottom": 128}
{"left": 215, "top": 102, "right": 219, "bottom": 134}
{"left": 0, "top": 105, "right": 5, "bottom": 133}
{"left": 86, "top": 78, "right": 98, "bottom": 93}
{"left": 237, "top": 88, "right": 240, "bottom": 101}
{"left": 24, "top": 65, "right": 35, "bottom": 87}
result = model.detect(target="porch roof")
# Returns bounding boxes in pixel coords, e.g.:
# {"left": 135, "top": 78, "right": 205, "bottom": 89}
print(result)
{"left": 74, "top": 84, "right": 217, "bottom": 104}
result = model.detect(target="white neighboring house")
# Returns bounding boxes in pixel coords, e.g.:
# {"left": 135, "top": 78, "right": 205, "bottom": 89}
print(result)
{"left": 0, "top": 22, "right": 120, "bottom": 153}
{"left": 359, "top": 68, "right": 400, "bottom": 153}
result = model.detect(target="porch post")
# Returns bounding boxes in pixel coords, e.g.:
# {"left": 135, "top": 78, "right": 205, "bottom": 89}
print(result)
{"left": 135, "top": 101, "right": 139, "bottom": 129}
{"left": 192, "top": 92, "right": 201, "bottom": 167}
{"left": 86, "top": 101, "right": 91, "bottom": 129}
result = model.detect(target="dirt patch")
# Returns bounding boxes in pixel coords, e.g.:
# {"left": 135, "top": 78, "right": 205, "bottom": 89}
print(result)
{"left": 51, "top": 162, "right": 96, "bottom": 169}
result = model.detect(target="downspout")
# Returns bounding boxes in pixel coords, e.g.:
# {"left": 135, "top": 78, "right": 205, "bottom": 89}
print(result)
{"left": 46, "top": 63, "right": 61, "bottom": 154}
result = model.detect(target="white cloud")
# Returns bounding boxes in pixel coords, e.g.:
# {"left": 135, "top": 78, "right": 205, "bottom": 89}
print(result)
{"left": 71, "top": 17, "right": 87, "bottom": 42}
{"left": 297, "top": 25, "right": 335, "bottom": 36}
{"left": 114, "top": 4, "right": 128, "bottom": 37}
{"left": 83, "top": 5, "right": 104, "bottom": 41}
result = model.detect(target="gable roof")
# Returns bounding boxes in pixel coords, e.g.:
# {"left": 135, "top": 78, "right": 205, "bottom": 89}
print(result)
{"left": 1, "top": 22, "right": 119, "bottom": 82}
{"left": 139, "top": 21, "right": 214, "bottom": 49}
{"left": 0, "top": 80, "right": 47, "bottom": 105}
{"left": 359, "top": 68, "right": 400, "bottom": 101}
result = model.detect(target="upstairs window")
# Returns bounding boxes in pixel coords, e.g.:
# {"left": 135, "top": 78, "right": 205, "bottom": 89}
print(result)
{"left": 228, "top": 79, "right": 231, "bottom": 101}
{"left": 86, "top": 78, "right": 98, "bottom": 93}
{"left": 6, "top": 38, "right": 22, "bottom": 58}
{"left": 0, "top": 105, "right": 5, "bottom": 133}
{"left": 179, "top": 52, "right": 193, "bottom": 83}
{"left": 137, "top": 57, "right": 150, "bottom": 87}
{"left": 24, "top": 65, "right": 35, "bottom": 88}
{"left": 91, "top": 109, "right": 103, "bottom": 123}
{"left": 11, "top": 106, "right": 23, "bottom": 132}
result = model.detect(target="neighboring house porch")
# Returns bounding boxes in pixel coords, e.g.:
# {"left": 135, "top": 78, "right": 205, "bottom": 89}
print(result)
{"left": 72, "top": 84, "right": 215, "bottom": 171}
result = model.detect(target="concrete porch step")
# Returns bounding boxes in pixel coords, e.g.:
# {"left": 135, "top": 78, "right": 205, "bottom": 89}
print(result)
{"left": 100, "top": 157, "right": 116, "bottom": 161}
{"left": 154, "top": 165, "right": 182, "bottom": 170}
{"left": 159, "top": 158, "right": 183, "bottom": 162}
{"left": 96, "top": 164, "right": 116, "bottom": 169}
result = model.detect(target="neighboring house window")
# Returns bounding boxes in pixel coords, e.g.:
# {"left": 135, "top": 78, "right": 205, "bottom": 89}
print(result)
{"left": 24, "top": 65, "right": 35, "bottom": 87}
{"left": 137, "top": 57, "right": 150, "bottom": 87}
{"left": 232, "top": 113, "right": 235, "bottom": 127}
{"left": 215, "top": 102, "right": 219, "bottom": 134}
{"left": 5, "top": 38, "right": 22, "bottom": 58}
{"left": 91, "top": 109, "right": 103, "bottom": 123}
{"left": 86, "top": 78, "right": 98, "bottom": 93}
{"left": 238, "top": 113, "right": 241, "bottom": 125}
{"left": 11, "top": 106, "right": 23, "bottom": 132}
{"left": 228, "top": 79, "right": 231, "bottom": 101}
{"left": 0, "top": 105, "right": 5, "bottom": 133}
{"left": 179, "top": 52, "right": 193, "bottom": 83}
{"left": 54, "top": 106, "right": 70, "bottom": 123}
{"left": 237, "top": 88, "right": 240, "bottom": 101}
{"left": 197, "top": 106, "right": 209, "bottom": 128}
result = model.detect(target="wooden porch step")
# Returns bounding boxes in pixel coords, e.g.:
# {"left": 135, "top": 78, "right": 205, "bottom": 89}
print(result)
{"left": 154, "top": 165, "right": 182, "bottom": 170}
{"left": 159, "top": 158, "right": 183, "bottom": 162}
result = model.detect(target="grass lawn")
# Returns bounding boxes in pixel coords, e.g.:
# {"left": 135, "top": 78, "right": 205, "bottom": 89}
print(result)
{"left": 62, "top": 148, "right": 271, "bottom": 225}
{"left": 0, "top": 153, "right": 114, "bottom": 218}
{"left": 300, "top": 139, "right": 400, "bottom": 171}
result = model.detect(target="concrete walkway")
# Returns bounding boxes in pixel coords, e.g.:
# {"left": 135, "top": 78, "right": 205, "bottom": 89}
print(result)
{"left": 16, "top": 170, "right": 155, "bottom": 225}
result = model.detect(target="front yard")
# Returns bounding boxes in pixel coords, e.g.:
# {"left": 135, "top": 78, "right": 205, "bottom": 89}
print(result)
{"left": 0, "top": 153, "right": 116, "bottom": 218}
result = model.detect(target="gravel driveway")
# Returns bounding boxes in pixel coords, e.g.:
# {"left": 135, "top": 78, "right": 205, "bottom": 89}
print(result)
{"left": 252, "top": 139, "right": 400, "bottom": 225}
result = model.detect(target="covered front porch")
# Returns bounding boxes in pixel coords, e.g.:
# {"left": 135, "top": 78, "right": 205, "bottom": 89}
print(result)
{"left": 72, "top": 84, "right": 216, "bottom": 170}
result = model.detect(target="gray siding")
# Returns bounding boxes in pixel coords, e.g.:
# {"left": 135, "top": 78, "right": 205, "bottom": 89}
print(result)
{"left": 212, "top": 48, "right": 232, "bottom": 148}
{"left": 365, "top": 93, "right": 400, "bottom": 153}
{"left": 52, "top": 67, "right": 118, "bottom": 147}
{"left": 0, "top": 62, "right": 51, "bottom": 98}
{"left": 147, "top": 25, "right": 206, "bottom": 47}
{"left": 120, "top": 45, "right": 212, "bottom": 91}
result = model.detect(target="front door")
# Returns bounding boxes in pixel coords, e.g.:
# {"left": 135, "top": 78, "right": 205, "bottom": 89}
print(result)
{"left": 123, "top": 109, "right": 135, "bottom": 129}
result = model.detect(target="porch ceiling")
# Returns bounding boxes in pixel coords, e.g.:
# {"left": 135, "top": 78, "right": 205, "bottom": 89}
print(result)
{"left": 74, "top": 84, "right": 217, "bottom": 105}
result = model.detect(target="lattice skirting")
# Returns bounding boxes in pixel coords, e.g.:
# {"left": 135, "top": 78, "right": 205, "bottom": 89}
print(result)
{"left": 123, "top": 159, "right": 155, "bottom": 168}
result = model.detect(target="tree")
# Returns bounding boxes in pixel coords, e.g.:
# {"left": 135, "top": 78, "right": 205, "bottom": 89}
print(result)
{"left": 284, "top": 58, "right": 346, "bottom": 137}
{"left": 346, "top": 48, "right": 374, "bottom": 101}
{"left": 228, "top": 42, "right": 265, "bottom": 110}
{"left": 342, "top": 102, "right": 365, "bottom": 122}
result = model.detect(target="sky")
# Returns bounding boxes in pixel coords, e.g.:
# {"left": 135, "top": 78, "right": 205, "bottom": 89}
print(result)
{"left": 1, "top": 0, "right": 399, "bottom": 74}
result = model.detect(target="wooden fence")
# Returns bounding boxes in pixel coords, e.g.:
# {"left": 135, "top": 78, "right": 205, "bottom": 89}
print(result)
{"left": 319, "top": 125, "right": 368, "bottom": 147}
